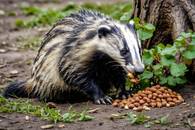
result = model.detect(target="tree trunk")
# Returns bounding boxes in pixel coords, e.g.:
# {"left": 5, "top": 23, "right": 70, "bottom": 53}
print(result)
{"left": 132, "top": 0, "right": 195, "bottom": 48}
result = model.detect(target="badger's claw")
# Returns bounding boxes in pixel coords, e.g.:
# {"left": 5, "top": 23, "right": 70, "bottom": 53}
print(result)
{"left": 94, "top": 96, "right": 112, "bottom": 105}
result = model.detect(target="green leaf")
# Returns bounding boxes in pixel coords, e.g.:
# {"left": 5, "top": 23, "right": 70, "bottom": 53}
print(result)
{"left": 175, "top": 36, "right": 185, "bottom": 43}
{"left": 133, "top": 17, "right": 141, "bottom": 29}
{"left": 156, "top": 43, "right": 165, "bottom": 53}
{"left": 183, "top": 50, "right": 195, "bottom": 59}
{"left": 188, "top": 45, "right": 195, "bottom": 50}
{"left": 144, "top": 23, "right": 155, "bottom": 31}
{"left": 22, "top": 6, "right": 41, "bottom": 16}
{"left": 140, "top": 71, "right": 153, "bottom": 80}
{"left": 170, "top": 63, "right": 187, "bottom": 77}
{"left": 183, "top": 45, "right": 195, "bottom": 59}
{"left": 144, "top": 123, "right": 152, "bottom": 128}
{"left": 120, "top": 12, "right": 130, "bottom": 22}
{"left": 181, "top": 32, "right": 191, "bottom": 38}
{"left": 175, "top": 77, "right": 187, "bottom": 84}
{"left": 153, "top": 64, "right": 163, "bottom": 76}
{"left": 192, "top": 33, "right": 195, "bottom": 45}
{"left": 158, "top": 115, "right": 169, "bottom": 125}
{"left": 167, "top": 76, "right": 176, "bottom": 86}
{"left": 159, "top": 77, "right": 168, "bottom": 85}
{"left": 127, "top": 112, "right": 149, "bottom": 125}
{"left": 153, "top": 64, "right": 162, "bottom": 70}
{"left": 15, "top": 19, "right": 26, "bottom": 28}
{"left": 160, "top": 56, "right": 175, "bottom": 66}
{"left": 79, "top": 112, "right": 94, "bottom": 121}
{"left": 142, "top": 51, "right": 154, "bottom": 65}
{"left": 137, "top": 29, "right": 153, "bottom": 40}
{"left": 161, "top": 45, "right": 177, "bottom": 56}
{"left": 62, "top": 112, "right": 77, "bottom": 123}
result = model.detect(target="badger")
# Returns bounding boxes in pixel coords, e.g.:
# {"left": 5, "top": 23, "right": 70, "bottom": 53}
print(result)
{"left": 4, "top": 10, "right": 144, "bottom": 104}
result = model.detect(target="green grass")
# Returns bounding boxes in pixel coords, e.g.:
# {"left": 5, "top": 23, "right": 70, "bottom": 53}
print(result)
{"left": 16, "top": 2, "right": 132, "bottom": 28}
{"left": 18, "top": 36, "right": 41, "bottom": 50}
{"left": 0, "top": 96, "right": 94, "bottom": 123}
{"left": 127, "top": 112, "right": 170, "bottom": 128}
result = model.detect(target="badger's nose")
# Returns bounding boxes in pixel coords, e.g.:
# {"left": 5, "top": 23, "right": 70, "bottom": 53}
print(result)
{"left": 134, "top": 66, "right": 144, "bottom": 74}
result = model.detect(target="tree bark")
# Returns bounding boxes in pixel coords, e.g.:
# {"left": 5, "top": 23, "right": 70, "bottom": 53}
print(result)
{"left": 132, "top": 0, "right": 195, "bottom": 48}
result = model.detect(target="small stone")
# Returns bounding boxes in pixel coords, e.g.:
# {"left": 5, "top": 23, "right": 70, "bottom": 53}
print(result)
{"left": 0, "top": 10, "right": 5, "bottom": 16}
{"left": 124, "top": 105, "right": 129, "bottom": 109}
{"left": 10, "top": 70, "right": 18, "bottom": 75}
{"left": 133, "top": 106, "right": 143, "bottom": 112}
{"left": 2, "top": 41, "right": 6, "bottom": 45}
{"left": 0, "top": 49, "right": 6, "bottom": 53}
{"left": 143, "top": 106, "right": 151, "bottom": 111}
{"left": 98, "top": 122, "right": 104, "bottom": 126}
{"left": 41, "top": 124, "right": 54, "bottom": 129}
{"left": 25, "top": 115, "right": 30, "bottom": 121}
{"left": 27, "top": 126, "right": 32, "bottom": 128}
{"left": 58, "top": 124, "right": 65, "bottom": 128}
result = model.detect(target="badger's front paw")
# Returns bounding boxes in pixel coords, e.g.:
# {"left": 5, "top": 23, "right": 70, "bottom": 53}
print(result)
{"left": 117, "top": 91, "right": 131, "bottom": 99}
{"left": 94, "top": 95, "right": 113, "bottom": 105}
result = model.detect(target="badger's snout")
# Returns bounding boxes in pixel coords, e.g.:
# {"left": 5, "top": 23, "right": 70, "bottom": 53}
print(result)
{"left": 126, "top": 63, "right": 144, "bottom": 74}
{"left": 134, "top": 65, "right": 144, "bottom": 74}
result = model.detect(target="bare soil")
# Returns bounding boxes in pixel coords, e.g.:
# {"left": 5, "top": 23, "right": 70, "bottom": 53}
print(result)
{"left": 0, "top": 0, "right": 194, "bottom": 130}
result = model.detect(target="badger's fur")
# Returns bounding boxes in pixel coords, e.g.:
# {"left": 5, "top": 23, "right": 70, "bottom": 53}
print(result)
{"left": 4, "top": 10, "right": 144, "bottom": 104}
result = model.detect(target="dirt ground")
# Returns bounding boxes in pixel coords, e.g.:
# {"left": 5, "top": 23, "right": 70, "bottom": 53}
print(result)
{"left": 0, "top": 0, "right": 194, "bottom": 130}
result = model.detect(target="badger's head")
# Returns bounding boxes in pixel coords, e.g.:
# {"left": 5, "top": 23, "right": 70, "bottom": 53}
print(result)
{"left": 96, "top": 20, "right": 144, "bottom": 74}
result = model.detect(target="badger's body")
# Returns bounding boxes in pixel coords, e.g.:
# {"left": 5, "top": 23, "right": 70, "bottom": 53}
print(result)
{"left": 4, "top": 10, "right": 144, "bottom": 104}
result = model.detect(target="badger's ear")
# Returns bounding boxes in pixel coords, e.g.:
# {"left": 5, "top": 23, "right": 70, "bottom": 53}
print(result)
{"left": 98, "top": 25, "right": 111, "bottom": 38}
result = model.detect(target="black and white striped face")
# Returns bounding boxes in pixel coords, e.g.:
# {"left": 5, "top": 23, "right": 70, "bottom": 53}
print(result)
{"left": 97, "top": 20, "right": 144, "bottom": 73}
{"left": 118, "top": 20, "right": 144, "bottom": 73}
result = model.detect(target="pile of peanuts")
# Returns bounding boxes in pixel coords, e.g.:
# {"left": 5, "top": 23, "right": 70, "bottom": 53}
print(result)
{"left": 112, "top": 85, "right": 184, "bottom": 111}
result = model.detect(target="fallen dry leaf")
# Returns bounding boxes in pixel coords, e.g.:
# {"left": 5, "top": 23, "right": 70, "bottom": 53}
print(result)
{"left": 87, "top": 108, "right": 100, "bottom": 113}
{"left": 41, "top": 124, "right": 54, "bottom": 129}
{"left": 58, "top": 124, "right": 65, "bottom": 128}
{"left": 47, "top": 102, "right": 57, "bottom": 108}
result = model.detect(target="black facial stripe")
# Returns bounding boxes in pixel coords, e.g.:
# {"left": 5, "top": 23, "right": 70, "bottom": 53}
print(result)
{"left": 124, "top": 52, "right": 132, "bottom": 65}
{"left": 121, "top": 38, "right": 133, "bottom": 65}
{"left": 127, "top": 23, "right": 135, "bottom": 33}
{"left": 122, "top": 38, "right": 129, "bottom": 51}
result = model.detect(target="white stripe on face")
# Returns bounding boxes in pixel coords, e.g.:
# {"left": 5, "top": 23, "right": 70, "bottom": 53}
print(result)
{"left": 116, "top": 23, "right": 144, "bottom": 73}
